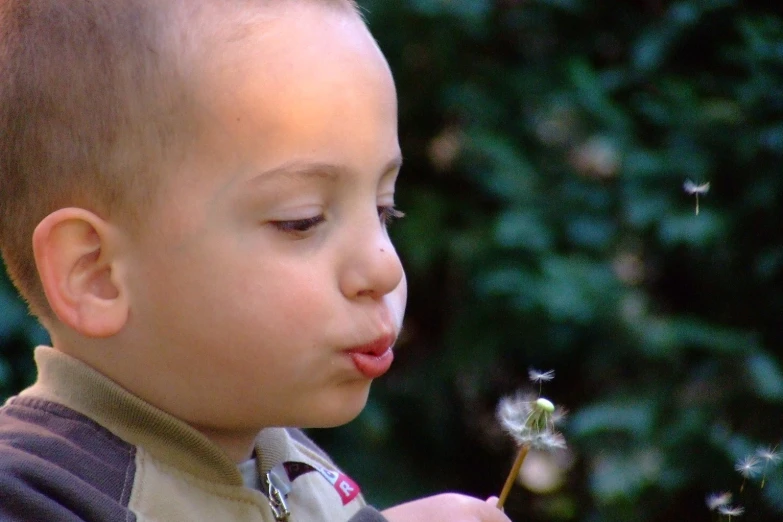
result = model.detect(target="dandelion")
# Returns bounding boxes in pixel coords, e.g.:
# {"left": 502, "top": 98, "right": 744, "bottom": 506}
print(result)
{"left": 755, "top": 445, "right": 781, "bottom": 488}
{"left": 706, "top": 491, "right": 732, "bottom": 511}
{"left": 683, "top": 179, "right": 710, "bottom": 215}
{"left": 735, "top": 455, "right": 761, "bottom": 492}
{"left": 496, "top": 390, "right": 565, "bottom": 510}
{"left": 497, "top": 394, "right": 564, "bottom": 448}
{"left": 717, "top": 504, "right": 744, "bottom": 521}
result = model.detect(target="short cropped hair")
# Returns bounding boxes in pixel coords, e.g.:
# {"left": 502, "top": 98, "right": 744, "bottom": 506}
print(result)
{"left": 0, "top": 0, "right": 359, "bottom": 319}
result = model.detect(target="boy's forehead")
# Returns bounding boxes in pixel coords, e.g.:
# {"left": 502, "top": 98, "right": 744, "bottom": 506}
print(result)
{"left": 153, "top": 1, "right": 398, "bottom": 204}
{"left": 209, "top": 3, "right": 390, "bottom": 91}
{"left": 191, "top": 2, "right": 381, "bottom": 73}
{"left": 192, "top": 2, "right": 397, "bottom": 158}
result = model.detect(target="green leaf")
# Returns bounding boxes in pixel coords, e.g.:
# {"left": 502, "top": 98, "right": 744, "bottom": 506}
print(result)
{"left": 0, "top": 288, "right": 27, "bottom": 339}
{"left": 566, "top": 216, "right": 616, "bottom": 251}
{"left": 634, "top": 317, "right": 760, "bottom": 358}
{"left": 745, "top": 352, "right": 783, "bottom": 401}
{"left": 567, "top": 58, "right": 631, "bottom": 132}
{"left": 409, "top": 0, "right": 491, "bottom": 18}
{"left": 570, "top": 401, "right": 656, "bottom": 438}
{"left": 494, "top": 210, "right": 553, "bottom": 251}
{"left": 463, "top": 130, "right": 537, "bottom": 201}
{"left": 657, "top": 211, "right": 726, "bottom": 247}
{"left": 536, "top": 256, "right": 617, "bottom": 323}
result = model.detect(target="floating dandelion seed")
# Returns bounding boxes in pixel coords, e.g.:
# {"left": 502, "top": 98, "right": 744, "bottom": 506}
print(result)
{"left": 528, "top": 368, "right": 555, "bottom": 383}
{"left": 683, "top": 179, "right": 710, "bottom": 194}
{"left": 707, "top": 445, "right": 780, "bottom": 518}
{"left": 706, "top": 491, "right": 732, "bottom": 511}
{"left": 735, "top": 455, "right": 761, "bottom": 492}
{"left": 735, "top": 455, "right": 761, "bottom": 477}
{"left": 528, "top": 368, "right": 555, "bottom": 394}
{"left": 717, "top": 504, "right": 744, "bottom": 520}
{"left": 755, "top": 445, "right": 781, "bottom": 488}
{"left": 756, "top": 445, "right": 782, "bottom": 463}
{"left": 683, "top": 179, "right": 710, "bottom": 215}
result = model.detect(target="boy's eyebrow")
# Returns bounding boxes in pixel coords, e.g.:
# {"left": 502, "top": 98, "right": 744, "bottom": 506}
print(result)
{"left": 248, "top": 156, "right": 403, "bottom": 185}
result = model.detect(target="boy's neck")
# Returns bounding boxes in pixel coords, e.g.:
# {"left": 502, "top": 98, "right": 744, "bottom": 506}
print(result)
{"left": 50, "top": 335, "right": 262, "bottom": 464}
{"left": 191, "top": 425, "right": 259, "bottom": 463}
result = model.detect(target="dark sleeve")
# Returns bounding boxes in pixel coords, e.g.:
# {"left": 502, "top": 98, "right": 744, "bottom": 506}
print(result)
{"left": 348, "top": 506, "right": 390, "bottom": 522}
{"left": 0, "top": 465, "right": 88, "bottom": 522}
{"left": 0, "top": 398, "right": 138, "bottom": 522}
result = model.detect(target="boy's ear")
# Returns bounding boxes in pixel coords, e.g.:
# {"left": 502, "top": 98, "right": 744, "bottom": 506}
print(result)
{"left": 33, "top": 208, "right": 130, "bottom": 338}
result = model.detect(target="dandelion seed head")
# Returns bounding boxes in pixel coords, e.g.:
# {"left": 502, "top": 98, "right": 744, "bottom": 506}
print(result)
{"left": 497, "top": 393, "right": 535, "bottom": 430}
{"left": 528, "top": 369, "right": 555, "bottom": 383}
{"left": 496, "top": 393, "right": 566, "bottom": 451}
{"left": 683, "top": 179, "right": 710, "bottom": 195}
{"left": 528, "top": 431, "right": 567, "bottom": 451}
{"left": 535, "top": 398, "right": 555, "bottom": 413}
{"left": 706, "top": 491, "right": 732, "bottom": 511}
{"left": 735, "top": 455, "right": 761, "bottom": 478}
{"left": 717, "top": 505, "right": 744, "bottom": 517}
{"left": 550, "top": 407, "right": 568, "bottom": 425}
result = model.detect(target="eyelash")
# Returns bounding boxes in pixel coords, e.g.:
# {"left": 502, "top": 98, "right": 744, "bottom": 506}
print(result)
{"left": 272, "top": 206, "right": 405, "bottom": 234}
{"left": 379, "top": 205, "right": 405, "bottom": 226}
{"left": 273, "top": 215, "right": 325, "bottom": 233}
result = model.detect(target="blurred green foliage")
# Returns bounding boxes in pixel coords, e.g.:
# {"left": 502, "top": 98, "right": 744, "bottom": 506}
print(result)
{"left": 2, "top": 1, "right": 783, "bottom": 521}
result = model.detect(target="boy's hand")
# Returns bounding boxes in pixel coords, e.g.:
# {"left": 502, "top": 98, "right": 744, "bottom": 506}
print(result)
{"left": 381, "top": 493, "right": 512, "bottom": 522}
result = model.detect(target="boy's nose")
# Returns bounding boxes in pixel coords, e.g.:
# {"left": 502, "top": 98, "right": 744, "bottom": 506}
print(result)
{"left": 339, "top": 227, "right": 404, "bottom": 300}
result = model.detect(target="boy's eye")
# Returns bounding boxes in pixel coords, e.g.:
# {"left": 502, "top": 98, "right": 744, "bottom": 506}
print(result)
{"left": 270, "top": 207, "right": 403, "bottom": 235}
{"left": 378, "top": 205, "right": 405, "bottom": 226}
{"left": 271, "top": 215, "right": 325, "bottom": 234}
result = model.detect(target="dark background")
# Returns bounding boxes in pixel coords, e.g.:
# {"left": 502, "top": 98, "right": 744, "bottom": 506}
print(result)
{"left": 2, "top": 1, "right": 783, "bottom": 520}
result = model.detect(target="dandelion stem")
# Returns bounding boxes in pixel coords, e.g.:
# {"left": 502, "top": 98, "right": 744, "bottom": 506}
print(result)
{"left": 497, "top": 444, "right": 530, "bottom": 510}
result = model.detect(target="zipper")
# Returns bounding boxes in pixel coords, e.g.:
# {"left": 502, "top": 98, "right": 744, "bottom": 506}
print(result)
{"left": 263, "top": 471, "right": 291, "bottom": 521}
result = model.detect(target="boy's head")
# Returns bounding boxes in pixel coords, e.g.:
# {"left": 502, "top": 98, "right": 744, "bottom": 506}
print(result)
{"left": 0, "top": 0, "right": 356, "bottom": 319}
{"left": 0, "top": 0, "right": 406, "bottom": 460}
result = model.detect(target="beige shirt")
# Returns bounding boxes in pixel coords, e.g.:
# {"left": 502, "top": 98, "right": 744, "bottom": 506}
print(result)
{"left": 18, "top": 347, "right": 370, "bottom": 521}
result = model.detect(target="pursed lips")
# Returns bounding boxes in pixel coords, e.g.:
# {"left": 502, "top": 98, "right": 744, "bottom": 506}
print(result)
{"left": 343, "top": 332, "right": 397, "bottom": 379}
{"left": 344, "top": 332, "right": 396, "bottom": 356}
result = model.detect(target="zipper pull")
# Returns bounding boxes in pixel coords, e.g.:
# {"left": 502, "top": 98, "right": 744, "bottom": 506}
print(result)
{"left": 263, "top": 471, "right": 291, "bottom": 521}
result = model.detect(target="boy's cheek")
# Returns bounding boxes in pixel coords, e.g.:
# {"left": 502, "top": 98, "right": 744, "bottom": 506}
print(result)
{"left": 392, "top": 273, "right": 408, "bottom": 326}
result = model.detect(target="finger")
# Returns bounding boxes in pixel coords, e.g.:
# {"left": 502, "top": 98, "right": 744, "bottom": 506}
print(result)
{"left": 486, "top": 496, "right": 505, "bottom": 514}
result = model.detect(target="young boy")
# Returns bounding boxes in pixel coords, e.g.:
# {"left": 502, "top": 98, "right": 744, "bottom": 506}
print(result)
{"left": 0, "top": 1, "right": 512, "bottom": 521}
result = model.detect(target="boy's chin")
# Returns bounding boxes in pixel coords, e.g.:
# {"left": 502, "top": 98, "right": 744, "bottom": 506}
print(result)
{"left": 302, "top": 388, "right": 372, "bottom": 428}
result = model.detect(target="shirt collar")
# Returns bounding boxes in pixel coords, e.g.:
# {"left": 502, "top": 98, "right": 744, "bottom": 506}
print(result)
{"left": 19, "top": 346, "right": 291, "bottom": 486}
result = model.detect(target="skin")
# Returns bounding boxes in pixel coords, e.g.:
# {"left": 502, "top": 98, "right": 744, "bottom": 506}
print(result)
{"left": 39, "top": 1, "right": 405, "bottom": 459}
{"left": 33, "top": 3, "right": 512, "bottom": 521}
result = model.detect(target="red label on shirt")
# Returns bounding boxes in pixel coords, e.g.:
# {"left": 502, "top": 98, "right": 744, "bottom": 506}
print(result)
{"left": 282, "top": 461, "right": 361, "bottom": 506}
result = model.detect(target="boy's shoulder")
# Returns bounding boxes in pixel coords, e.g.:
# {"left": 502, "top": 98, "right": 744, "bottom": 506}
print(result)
{"left": 0, "top": 396, "right": 137, "bottom": 522}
